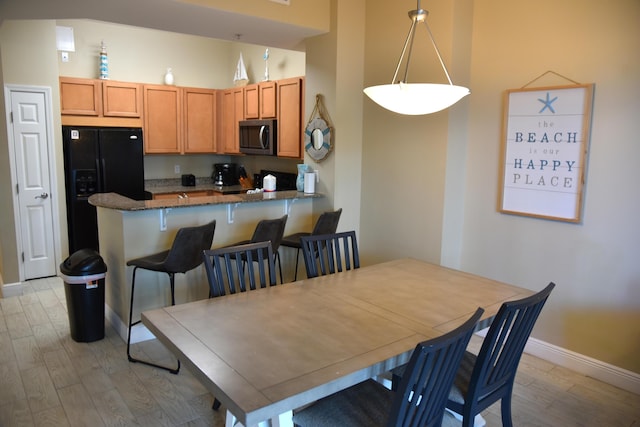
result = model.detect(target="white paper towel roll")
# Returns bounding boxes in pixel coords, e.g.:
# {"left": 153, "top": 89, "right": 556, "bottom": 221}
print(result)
{"left": 304, "top": 172, "right": 316, "bottom": 194}
{"left": 263, "top": 174, "right": 276, "bottom": 192}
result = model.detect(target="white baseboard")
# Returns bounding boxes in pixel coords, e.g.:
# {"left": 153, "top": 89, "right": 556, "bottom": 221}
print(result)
{"left": 105, "top": 304, "right": 155, "bottom": 344}
{"left": 1, "top": 282, "right": 23, "bottom": 298}
{"left": 524, "top": 337, "right": 640, "bottom": 395}
{"left": 471, "top": 329, "right": 640, "bottom": 395}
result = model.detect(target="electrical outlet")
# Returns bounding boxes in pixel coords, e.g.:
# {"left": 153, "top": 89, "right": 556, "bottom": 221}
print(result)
{"left": 174, "top": 164, "right": 181, "bottom": 174}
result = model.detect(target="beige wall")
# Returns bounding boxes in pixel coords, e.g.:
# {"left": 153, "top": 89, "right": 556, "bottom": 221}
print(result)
{"left": 358, "top": 0, "right": 640, "bottom": 374}
{"left": 360, "top": 0, "right": 455, "bottom": 265}
{"left": 56, "top": 20, "right": 305, "bottom": 88}
{"left": 0, "top": 20, "right": 63, "bottom": 284}
{"left": 459, "top": 0, "right": 640, "bottom": 373}
{"left": 304, "top": 0, "right": 366, "bottom": 233}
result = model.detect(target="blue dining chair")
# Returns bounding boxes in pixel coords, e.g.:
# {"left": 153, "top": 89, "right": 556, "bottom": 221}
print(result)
{"left": 281, "top": 208, "right": 342, "bottom": 280}
{"left": 202, "top": 240, "right": 278, "bottom": 410}
{"left": 292, "top": 308, "right": 485, "bottom": 427}
{"left": 202, "top": 240, "right": 277, "bottom": 297}
{"left": 444, "top": 282, "right": 555, "bottom": 427}
{"left": 221, "top": 215, "right": 288, "bottom": 283}
{"left": 300, "top": 230, "right": 359, "bottom": 278}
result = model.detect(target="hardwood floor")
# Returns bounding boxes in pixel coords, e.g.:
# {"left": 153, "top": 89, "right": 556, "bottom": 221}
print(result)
{"left": 0, "top": 276, "right": 638, "bottom": 426}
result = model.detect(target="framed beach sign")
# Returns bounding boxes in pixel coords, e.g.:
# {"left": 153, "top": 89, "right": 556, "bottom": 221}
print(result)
{"left": 498, "top": 84, "right": 594, "bottom": 223}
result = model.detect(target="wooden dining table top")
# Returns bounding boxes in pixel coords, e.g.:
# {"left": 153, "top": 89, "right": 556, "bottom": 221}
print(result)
{"left": 141, "top": 258, "right": 534, "bottom": 426}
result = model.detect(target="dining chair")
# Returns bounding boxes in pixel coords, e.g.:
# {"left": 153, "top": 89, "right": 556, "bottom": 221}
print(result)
{"left": 300, "top": 230, "right": 359, "bottom": 278}
{"left": 126, "top": 220, "right": 216, "bottom": 374}
{"left": 292, "top": 308, "right": 485, "bottom": 427}
{"left": 444, "top": 282, "right": 555, "bottom": 427}
{"left": 391, "top": 282, "right": 556, "bottom": 426}
{"left": 202, "top": 240, "right": 278, "bottom": 410}
{"left": 202, "top": 240, "right": 278, "bottom": 297}
{"left": 223, "top": 215, "right": 288, "bottom": 283}
{"left": 280, "top": 208, "right": 342, "bottom": 280}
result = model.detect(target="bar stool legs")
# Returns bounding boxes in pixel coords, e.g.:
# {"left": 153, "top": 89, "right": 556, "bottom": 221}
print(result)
{"left": 126, "top": 266, "right": 181, "bottom": 374}
{"left": 292, "top": 247, "right": 302, "bottom": 281}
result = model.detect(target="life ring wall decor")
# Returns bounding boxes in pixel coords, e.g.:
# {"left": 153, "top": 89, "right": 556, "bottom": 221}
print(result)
{"left": 305, "top": 94, "right": 333, "bottom": 162}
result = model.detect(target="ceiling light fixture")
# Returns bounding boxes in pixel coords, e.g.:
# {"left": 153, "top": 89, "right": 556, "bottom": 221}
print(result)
{"left": 363, "top": 0, "right": 470, "bottom": 115}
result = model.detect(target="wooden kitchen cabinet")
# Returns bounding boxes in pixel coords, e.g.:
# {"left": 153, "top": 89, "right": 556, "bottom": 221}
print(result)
{"left": 222, "top": 77, "right": 303, "bottom": 157}
{"left": 183, "top": 87, "right": 217, "bottom": 153}
{"left": 244, "top": 81, "right": 277, "bottom": 119}
{"left": 60, "top": 77, "right": 101, "bottom": 116}
{"left": 60, "top": 77, "right": 144, "bottom": 127}
{"left": 276, "top": 77, "right": 304, "bottom": 158}
{"left": 143, "top": 84, "right": 182, "bottom": 153}
{"left": 244, "top": 84, "right": 259, "bottom": 119}
{"left": 259, "top": 81, "right": 277, "bottom": 118}
{"left": 102, "top": 80, "right": 142, "bottom": 117}
{"left": 221, "top": 87, "right": 244, "bottom": 154}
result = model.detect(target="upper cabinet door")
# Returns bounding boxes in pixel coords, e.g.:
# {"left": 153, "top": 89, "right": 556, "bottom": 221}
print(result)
{"left": 183, "top": 88, "right": 217, "bottom": 153}
{"left": 259, "top": 81, "right": 277, "bottom": 119}
{"left": 221, "top": 87, "right": 244, "bottom": 154}
{"left": 244, "top": 84, "right": 259, "bottom": 119}
{"left": 144, "top": 84, "right": 182, "bottom": 154}
{"left": 244, "top": 81, "right": 277, "bottom": 119}
{"left": 60, "top": 77, "right": 101, "bottom": 116}
{"left": 102, "top": 81, "right": 142, "bottom": 117}
{"left": 60, "top": 77, "right": 144, "bottom": 127}
{"left": 277, "top": 77, "right": 304, "bottom": 158}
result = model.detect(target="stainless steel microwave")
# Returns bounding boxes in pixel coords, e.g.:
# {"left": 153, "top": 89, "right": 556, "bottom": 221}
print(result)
{"left": 239, "top": 119, "right": 277, "bottom": 155}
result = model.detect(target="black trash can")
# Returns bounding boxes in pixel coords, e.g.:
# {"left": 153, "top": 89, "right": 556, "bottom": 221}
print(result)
{"left": 59, "top": 249, "right": 108, "bottom": 342}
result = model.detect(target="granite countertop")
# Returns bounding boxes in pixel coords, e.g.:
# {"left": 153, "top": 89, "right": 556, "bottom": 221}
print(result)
{"left": 145, "top": 177, "right": 246, "bottom": 195}
{"left": 89, "top": 190, "right": 321, "bottom": 211}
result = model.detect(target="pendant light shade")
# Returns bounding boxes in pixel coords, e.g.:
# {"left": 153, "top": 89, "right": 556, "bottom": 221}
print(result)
{"left": 364, "top": 1, "right": 470, "bottom": 115}
{"left": 364, "top": 83, "right": 469, "bottom": 115}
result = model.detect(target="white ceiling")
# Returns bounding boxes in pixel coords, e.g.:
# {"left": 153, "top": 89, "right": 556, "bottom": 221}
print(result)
{"left": 0, "top": 0, "right": 324, "bottom": 50}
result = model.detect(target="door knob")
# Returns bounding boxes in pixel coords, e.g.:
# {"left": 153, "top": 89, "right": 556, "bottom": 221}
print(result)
{"left": 35, "top": 192, "right": 49, "bottom": 199}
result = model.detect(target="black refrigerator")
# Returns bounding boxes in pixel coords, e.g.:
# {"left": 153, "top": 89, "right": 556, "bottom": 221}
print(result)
{"left": 63, "top": 126, "right": 145, "bottom": 253}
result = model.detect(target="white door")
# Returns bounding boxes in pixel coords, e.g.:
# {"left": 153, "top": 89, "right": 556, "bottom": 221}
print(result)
{"left": 8, "top": 88, "right": 57, "bottom": 279}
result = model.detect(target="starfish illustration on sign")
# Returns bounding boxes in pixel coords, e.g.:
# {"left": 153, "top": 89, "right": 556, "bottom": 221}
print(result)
{"left": 538, "top": 92, "right": 558, "bottom": 113}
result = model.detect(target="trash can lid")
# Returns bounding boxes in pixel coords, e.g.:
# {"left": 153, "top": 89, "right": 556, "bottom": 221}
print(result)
{"left": 60, "top": 248, "right": 107, "bottom": 275}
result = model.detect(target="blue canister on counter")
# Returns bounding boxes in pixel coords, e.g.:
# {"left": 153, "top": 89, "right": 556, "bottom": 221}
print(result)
{"left": 296, "top": 164, "right": 310, "bottom": 192}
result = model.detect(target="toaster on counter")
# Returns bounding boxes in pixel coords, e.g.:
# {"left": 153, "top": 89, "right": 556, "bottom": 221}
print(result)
{"left": 181, "top": 174, "right": 196, "bottom": 186}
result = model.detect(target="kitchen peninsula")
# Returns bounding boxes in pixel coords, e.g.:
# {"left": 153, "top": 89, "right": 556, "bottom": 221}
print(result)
{"left": 89, "top": 190, "right": 321, "bottom": 344}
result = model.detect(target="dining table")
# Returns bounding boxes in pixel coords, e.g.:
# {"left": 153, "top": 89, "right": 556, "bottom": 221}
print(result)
{"left": 142, "top": 258, "right": 534, "bottom": 427}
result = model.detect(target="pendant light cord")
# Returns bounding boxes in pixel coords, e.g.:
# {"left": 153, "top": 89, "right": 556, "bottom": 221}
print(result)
{"left": 390, "top": 1, "right": 455, "bottom": 86}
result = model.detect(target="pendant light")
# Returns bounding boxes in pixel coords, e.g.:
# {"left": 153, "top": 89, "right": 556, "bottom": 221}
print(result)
{"left": 364, "top": 0, "right": 470, "bottom": 115}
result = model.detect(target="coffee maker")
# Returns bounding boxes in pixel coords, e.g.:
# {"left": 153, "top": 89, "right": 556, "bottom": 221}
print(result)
{"left": 212, "top": 163, "right": 239, "bottom": 186}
